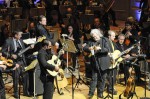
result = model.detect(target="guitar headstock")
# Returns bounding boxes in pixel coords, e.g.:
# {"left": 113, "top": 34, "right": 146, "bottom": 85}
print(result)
{"left": 37, "top": 36, "right": 46, "bottom": 43}
{"left": 59, "top": 49, "right": 65, "bottom": 55}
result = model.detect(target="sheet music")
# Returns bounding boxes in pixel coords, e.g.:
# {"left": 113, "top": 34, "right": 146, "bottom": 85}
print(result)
{"left": 23, "top": 38, "right": 36, "bottom": 45}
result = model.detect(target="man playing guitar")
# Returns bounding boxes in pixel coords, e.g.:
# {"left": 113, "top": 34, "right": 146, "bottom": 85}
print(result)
{"left": 37, "top": 39, "right": 64, "bottom": 99}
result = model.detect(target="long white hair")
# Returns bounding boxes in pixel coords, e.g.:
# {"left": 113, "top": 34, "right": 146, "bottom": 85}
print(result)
{"left": 90, "top": 29, "right": 103, "bottom": 38}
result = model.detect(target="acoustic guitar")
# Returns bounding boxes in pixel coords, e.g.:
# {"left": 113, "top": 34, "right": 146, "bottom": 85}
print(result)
{"left": 54, "top": 69, "right": 68, "bottom": 95}
{"left": 109, "top": 43, "right": 138, "bottom": 69}
{"left": 47, "top": 49, "right": 64, "bottom": 76}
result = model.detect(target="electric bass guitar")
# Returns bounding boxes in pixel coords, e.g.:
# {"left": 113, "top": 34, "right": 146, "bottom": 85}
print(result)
{"left": 109, "top": 43, "right": 138, "bottom": 69}
{"left": 17, "top": 36, "right": 46, "bottom": 57}
{"left": 47, "top": 49, "right": 64, "bottom": 76}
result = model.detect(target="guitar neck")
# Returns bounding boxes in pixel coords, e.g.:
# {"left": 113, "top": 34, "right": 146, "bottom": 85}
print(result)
{"left": 119, "top": 46, "right": 134, "bottom": 57}
{"left": 18, "top": 46, "right": 31, "bottom": 56}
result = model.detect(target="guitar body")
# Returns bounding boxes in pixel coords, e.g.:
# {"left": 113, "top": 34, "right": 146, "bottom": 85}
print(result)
{"left": 109, "top": 50, "right": 123, "bottom": 69}
{"left": 54, "top": 69, "right": 68, "bottom": 89}
{"left": 47, "top": 55, "right": 61, "bottom": 76}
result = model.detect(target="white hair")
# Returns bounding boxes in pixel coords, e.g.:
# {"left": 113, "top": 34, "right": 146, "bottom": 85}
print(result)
{"left": 108, "top": 30, "right": 116, "bottom": 36}
{"left": 90, "top": 29, "right": 103, "bottom": 38}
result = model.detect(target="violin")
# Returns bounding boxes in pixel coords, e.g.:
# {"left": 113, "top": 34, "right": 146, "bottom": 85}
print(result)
{"left": 0, "top": 56, "right": 13, "bottom": 67}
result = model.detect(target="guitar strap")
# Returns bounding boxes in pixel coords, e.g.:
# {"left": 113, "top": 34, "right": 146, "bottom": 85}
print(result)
{"left": 110, "top": 40, "right": 114, "bottom": 52}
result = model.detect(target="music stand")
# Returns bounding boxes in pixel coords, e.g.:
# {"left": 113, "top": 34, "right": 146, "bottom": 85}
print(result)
{"left": 60, "top": 38, "right": 77, "bottom": 99}
{"left": 60, "top": 38, "right": 77, "bottom": 72}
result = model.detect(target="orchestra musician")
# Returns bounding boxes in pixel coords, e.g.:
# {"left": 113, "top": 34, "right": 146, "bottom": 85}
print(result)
{"left": 91, "top": 17, "right": 107, "bottom": 36}
{"left": 122, "top": 21, "right": 140, "bottom": 46}
{"left": 37, "top": 39, "right": 63, "bottom": 99}
{"left": 83, "top": 29, "right": 112, "bottom": 98}
{"left": 36, "top": 15, "right": 59, "bottom": 51}
{"left": 62, "top": 24, "right": 81, "bottom": 71}
{"left": 116, "top": 34, "right": 131, "bottom": 84}
{"left": 1, "top": 31, "right": 34, "bottom": 98}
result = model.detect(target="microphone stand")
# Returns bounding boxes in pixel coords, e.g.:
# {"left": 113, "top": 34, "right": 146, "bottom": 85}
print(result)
{"left": 92, "top": 50, "right": 103, "bottom": 99}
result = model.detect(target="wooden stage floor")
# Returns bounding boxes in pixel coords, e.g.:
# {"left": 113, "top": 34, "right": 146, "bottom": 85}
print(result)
{"left": 5, "top": 75, "right": 150, "bottom": 99}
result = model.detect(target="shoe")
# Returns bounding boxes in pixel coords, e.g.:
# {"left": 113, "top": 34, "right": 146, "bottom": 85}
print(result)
{"left": 98, "top": 93, "right": 104, "bottom": 98}
{"left": 108, "top": 89, "right": 117, "bottom": 95}
{"left": 14, "top": 92, "right": 19, "bottom": 98}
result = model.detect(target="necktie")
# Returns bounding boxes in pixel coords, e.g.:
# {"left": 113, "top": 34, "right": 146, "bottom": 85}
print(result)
{"left": 16, "top": 40, "right": 21, "bottom": 48}
{"left": 121, "top": 45, "right": 124, "bottom": 51}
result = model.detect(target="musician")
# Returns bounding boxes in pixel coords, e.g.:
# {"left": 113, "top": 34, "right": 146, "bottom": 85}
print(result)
{"left": 122, "top": 21, "right": 140, "bottom": 46}
{"left": 62, "top": 24, "right": 81, "bottom": 71}
{"left": 36, "top": 15, "right": 59, "bottom": 44}
{"left": 0, "top": 52, "right": 20, "bottom": 99}
{"left": 107, "top": 30, "right": 118, "bottom": 94}
{"left": 37, "top": 39, "right": 60, "bottom": 99}
{"left": 1, "top": 31, "right": 33, "bottom": 98}
{"left": 91, "top": 17, "right": 107, "bottom": 36}
{"left": 83, "top": 29, "right": 111, "bottom": 98}
{"left": 116, "top": 34, "right": 131, "bottom": 84}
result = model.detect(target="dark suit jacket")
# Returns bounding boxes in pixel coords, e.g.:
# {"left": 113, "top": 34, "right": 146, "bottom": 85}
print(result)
{"left": 37, "top": 48, "right": 55, "bottom": 81}
{"left": 2, "top": 37, "right": 25, "bottom": 57}
{"left": 36, "top": 23, "right": 55, "bottom": 45}
{"left": 1, "top": 37, "right": 26, "bottom": 65}
{"left": 83, "top": 37, "right": 111, "bottom": 71}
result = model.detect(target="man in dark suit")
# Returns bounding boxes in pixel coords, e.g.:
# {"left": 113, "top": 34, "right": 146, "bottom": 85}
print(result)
{"left": 83, "top": 29, "right": 111, "bottom": 98}
{"left": 37, "top": 39, "right": 61, "bottom": 99}
{"left": 1, "top": 31, "right": 31, "bottom": 98}
{"left": 36, "top": 15, "right": 54, "bottom": 43}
